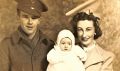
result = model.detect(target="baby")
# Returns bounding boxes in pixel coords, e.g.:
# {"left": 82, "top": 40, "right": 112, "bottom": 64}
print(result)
{"left": 46, "top": 29, "right": 87, "bottom": 71}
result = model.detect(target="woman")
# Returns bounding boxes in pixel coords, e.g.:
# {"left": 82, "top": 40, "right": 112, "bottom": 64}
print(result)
{"left": 71, "top": 12, "right": 115, "bottom": 71}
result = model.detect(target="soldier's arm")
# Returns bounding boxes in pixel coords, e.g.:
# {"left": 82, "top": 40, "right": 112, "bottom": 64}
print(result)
{"left": 0, "top": 39, "right": 10, "bottom": 71}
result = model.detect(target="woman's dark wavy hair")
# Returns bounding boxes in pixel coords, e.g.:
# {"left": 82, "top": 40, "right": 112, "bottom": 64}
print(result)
{"left": 71, "top": 12, "right": 102, "bottom": 39}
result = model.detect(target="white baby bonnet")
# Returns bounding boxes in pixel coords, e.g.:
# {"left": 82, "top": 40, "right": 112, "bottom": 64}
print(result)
{"left": 56, "top": 29, "right": 75, "bottom": 47}
{"left": 54, "top": 29, "right": 75, "bottom": 53}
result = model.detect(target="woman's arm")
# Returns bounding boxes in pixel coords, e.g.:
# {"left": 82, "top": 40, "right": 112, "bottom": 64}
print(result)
{"left": 101, "top": 52, "right": 115, "bottom": 71}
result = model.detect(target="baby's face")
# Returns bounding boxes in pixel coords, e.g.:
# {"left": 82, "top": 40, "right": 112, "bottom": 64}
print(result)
{"left": 59, "top": 37, "right": 72, "bottom": 52}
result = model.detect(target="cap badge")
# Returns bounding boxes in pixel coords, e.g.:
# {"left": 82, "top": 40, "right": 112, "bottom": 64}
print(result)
{"left": 31, "top": 6, "right": 34, "bottom": 10}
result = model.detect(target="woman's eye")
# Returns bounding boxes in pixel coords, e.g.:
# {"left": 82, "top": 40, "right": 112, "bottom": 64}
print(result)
{"left": 77, "top": 28, "right": 82, "bottom": 31}
{"left": 86, "top": 28, "right": 92, "bottom": 31}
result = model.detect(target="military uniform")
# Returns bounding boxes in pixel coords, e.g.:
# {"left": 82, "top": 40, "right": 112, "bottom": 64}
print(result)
{"left": 0, "top": 27, "right": 54, "bottom": 71}
{"left": 0, "top": 0, "right": 54, "bottom": 71}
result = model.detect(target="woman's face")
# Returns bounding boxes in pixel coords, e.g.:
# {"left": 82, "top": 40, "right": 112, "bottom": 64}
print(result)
{"left": 77, "top": 20, "right": 95, "bottom": 47}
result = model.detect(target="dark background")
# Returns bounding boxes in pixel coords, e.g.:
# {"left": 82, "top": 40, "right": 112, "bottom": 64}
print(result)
{"left": 0, "top": 0, "right": 120, "bottom": 71}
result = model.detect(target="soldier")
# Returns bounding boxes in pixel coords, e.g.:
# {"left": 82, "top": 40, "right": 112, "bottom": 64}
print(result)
{"left": 0, "top": 0, "right": 54, "bottom": 71}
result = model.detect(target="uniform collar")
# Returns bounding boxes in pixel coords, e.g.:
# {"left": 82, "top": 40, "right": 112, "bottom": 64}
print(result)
{"left": 11, "top": 28, "right": 21, "bottom": 44}
{"left": 11, "top": 26, "right": 42, "bottom": 45}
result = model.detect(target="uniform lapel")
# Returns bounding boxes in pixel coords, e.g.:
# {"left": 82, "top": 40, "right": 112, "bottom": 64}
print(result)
{"left": 31, "top": 28, "right": 40, "bottom": 47}
{"left": 84, "top": 44, "right": 104, "bottom": 68}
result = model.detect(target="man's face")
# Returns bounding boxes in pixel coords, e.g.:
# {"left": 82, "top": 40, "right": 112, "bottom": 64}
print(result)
{"left": 19, "top": 11, "right": 40, "bottom": 36}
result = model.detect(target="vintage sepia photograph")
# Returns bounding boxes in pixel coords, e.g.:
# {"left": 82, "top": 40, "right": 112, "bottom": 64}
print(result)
{"left": 0, "top": 0, "right": 119, "bottom": 71}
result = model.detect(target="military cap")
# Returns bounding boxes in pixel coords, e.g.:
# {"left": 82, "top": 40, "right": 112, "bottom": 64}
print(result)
{"left": 16, "top": 0, "right": 48, "bottom": 17}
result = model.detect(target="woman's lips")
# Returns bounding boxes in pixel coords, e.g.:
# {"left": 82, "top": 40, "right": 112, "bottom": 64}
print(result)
{"left": 81, "top": 37, "right": 89, "bottom": 41}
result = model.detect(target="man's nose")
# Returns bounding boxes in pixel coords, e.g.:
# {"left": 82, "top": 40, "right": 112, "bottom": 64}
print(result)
{"left": 28, "top": 18, "right": 33, "bottom": 24}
